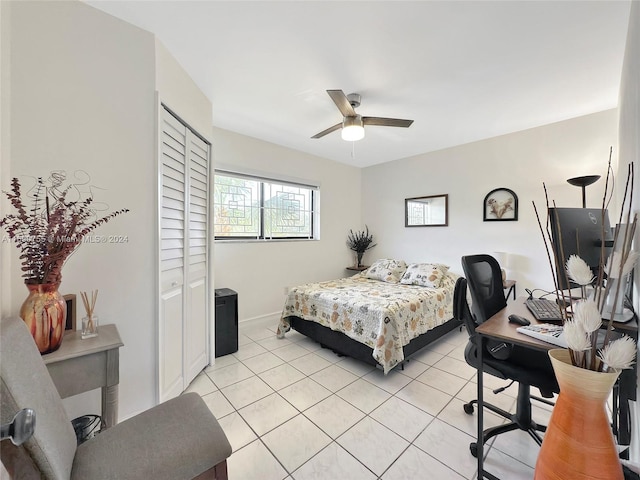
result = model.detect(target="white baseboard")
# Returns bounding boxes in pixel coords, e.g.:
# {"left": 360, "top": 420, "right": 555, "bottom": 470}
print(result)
{"left": 239, "top": 311, "right": 281, "bottom": 324}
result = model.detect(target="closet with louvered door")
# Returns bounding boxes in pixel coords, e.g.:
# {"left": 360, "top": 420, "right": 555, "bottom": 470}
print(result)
{"left": 159, "top": 107, "right": 210, "bottom": 403}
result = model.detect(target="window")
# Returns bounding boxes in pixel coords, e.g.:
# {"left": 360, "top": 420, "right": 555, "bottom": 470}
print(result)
{"left": 214, "top": 171, "right": 318, "bottom": 240}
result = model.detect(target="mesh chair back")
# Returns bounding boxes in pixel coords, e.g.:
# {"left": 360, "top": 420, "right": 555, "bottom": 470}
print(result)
{"left": 453, "top": 277, "right": 477, "bottom": 338}
{"left": 461, "top": 254, "right": 507, "bottom": 323}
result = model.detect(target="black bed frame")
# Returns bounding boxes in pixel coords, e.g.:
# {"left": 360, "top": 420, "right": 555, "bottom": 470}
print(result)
{"left": 288, "top": 315, "right": 463, "bottom": 370}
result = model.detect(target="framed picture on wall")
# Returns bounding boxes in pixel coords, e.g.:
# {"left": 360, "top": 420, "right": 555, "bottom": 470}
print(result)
{"left": 63, "top": 293, "right": 77, "bottom": 330}
{"left": 483, "top": 188, "right": 518, "bottom": 221}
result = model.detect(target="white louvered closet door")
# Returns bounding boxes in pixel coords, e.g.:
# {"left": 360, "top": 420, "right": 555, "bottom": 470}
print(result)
{"left": 159, "top": 107, "right": 210, "bottom": 403}
{"left": 185, "top": 135, "right": 209, "bottom": 382}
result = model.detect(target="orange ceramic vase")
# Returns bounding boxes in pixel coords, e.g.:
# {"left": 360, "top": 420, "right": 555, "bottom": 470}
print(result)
{"left": 19, "top": 283, "right": 66, "bottom": 354}
{"left": 534, "top": 349, "right": 623, "bottom": 480}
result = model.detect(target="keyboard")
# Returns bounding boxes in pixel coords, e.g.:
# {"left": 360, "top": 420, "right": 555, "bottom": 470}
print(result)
{"left": 516, "top": 324, "right": 567, "bottom": 348}
{"left": 525, "top": 298, "right": 563, "bottom": 322}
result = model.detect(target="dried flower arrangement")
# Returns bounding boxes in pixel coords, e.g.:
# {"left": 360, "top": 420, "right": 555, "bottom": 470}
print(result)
{"left": 346, "top": 225, "right": 377, "bottom": 254}
{"left": 347, "top": 226, "right": 377, "bottom": 268}
{"left": 533, "top": 151, "right": 637, "bottom": 373}
{"left": 1, "top": 172, "right": 129, "bottom": 285}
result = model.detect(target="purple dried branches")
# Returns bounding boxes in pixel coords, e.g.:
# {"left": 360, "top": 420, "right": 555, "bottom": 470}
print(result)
{"left": 1, "top": 174, "right": 129, "bottom": 284}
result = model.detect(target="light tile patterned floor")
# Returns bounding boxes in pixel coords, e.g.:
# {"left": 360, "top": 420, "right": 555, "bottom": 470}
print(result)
{"left": 186, "top": 317, "right": 556, "bottom": 479}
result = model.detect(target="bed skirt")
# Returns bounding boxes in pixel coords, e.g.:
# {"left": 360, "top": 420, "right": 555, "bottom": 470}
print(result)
{"left": 287, "top": 315, "right": 462, "bottom": 370}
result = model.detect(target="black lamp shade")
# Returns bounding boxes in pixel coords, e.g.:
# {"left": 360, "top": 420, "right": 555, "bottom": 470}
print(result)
{"left": 567, "top": 175, "right": 601, "bottom": 208}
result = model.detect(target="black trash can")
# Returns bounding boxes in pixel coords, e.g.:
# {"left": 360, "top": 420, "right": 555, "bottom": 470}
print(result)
{"left": 71, "top": 415, "right": 102, "bottom": 445}
{"left": 214, "top": 288, "right": 238, "bottom": 357}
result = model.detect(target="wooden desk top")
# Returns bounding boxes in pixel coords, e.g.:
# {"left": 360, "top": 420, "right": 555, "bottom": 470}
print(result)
{"left": 476, "top": 297, "right": 638, "bottom": 351}
{"left": 42, "top": 324, "right": 123, "bottom": 364}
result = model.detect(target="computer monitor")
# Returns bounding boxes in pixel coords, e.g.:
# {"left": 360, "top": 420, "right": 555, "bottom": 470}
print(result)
{"left": 548, "top": 207, "right": 613, "bottom": 291}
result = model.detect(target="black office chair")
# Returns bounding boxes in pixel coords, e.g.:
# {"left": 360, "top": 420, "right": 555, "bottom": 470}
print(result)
{"left": 456, "top": 254, "right": 559, "bottom": 458}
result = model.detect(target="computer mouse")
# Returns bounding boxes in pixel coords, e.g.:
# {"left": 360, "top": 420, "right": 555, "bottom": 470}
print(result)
{"left": 508, "top": 314, "right": 531, "bottom": 326}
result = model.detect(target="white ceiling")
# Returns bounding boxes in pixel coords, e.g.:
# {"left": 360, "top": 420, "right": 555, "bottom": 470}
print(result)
{"left": 87, "top": 1, "right": 631, "bottom": 168}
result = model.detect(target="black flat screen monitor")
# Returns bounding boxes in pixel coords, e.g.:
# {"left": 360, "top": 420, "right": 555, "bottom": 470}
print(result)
{"left": 548, "top": 207, "right": 613, "bottom": 291}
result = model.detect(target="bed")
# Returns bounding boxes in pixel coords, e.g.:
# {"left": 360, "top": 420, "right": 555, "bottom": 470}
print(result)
{"left": 276, "top": 259, "right": 461, "bottom": 373}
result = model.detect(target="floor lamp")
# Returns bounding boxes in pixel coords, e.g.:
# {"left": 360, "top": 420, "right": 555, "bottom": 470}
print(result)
{"left": 567, "top": 175, "right": 600, "bottom": 208}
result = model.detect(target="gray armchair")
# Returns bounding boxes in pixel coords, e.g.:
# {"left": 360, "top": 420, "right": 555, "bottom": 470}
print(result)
{"left": 0, "top": 316, "right": 232, "bottom": 479}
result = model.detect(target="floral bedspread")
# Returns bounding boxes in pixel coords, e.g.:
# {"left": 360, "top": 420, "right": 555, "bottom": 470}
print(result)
{"left": 277, "top": 272, "right": 457, "bottom": 373}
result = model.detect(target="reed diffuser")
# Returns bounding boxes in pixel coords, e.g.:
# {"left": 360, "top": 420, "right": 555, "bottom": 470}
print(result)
{"left": 80, "top": 290, "right": 99, "bottom": 339}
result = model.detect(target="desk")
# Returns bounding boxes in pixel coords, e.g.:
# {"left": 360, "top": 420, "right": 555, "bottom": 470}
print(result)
{"left": 474, "top": 298, "right": 637, "bottom": 479}
{"left": 43, "top": 324, "right": 123, "bottom": 428}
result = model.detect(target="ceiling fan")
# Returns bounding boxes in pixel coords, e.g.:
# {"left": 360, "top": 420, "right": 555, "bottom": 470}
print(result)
{"left": 311, "top": 89, "right": 414, "bottom": 141}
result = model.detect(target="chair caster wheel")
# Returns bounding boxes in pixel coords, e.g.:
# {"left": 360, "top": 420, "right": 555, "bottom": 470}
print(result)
{"left": 463, "top": 403, "right": 474, "bottom": 415}
{"left": 470, "top": 442, "right": 478, "bottom": 458}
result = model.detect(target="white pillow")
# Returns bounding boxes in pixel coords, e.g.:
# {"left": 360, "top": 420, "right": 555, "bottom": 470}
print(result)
{"left": 365, "top": 259, "right": 408, "bottom": 283}
{"left": 400, "top": 263, "right": 450, "bottom": 288}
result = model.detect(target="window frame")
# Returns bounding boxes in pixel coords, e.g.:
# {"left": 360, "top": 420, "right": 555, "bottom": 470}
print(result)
{"left": 213, "top": 170, "right": 319, "bottom": 241}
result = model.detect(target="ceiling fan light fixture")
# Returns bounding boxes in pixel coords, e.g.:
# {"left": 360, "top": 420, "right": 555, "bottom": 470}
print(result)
{"left": 341, "top": 115, "right": 365, "bottom": 141}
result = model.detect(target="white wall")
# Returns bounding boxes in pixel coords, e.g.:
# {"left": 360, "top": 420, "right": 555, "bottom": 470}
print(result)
{"left": 619, "top": 1, "right": 639, "bottom": 259}
{"left": 362, "top": 109, "right": 619, "bottom": 290}
{"left": 617, "top": 0, "right": 640, "bottom": 461}
{"left": 6, "top": 0, "right": 158, "bottom": 420}
{"left": 155, "top": 39, "right": 213, "bottom": 142}
{"left": 212, "top": 127, "right": 362, "bottom": 322}
{"left": 5, "top": 1, "right": 215, "bottom": 420}
{"left": 1, "top": 1, "right": 11, "bottom": 319}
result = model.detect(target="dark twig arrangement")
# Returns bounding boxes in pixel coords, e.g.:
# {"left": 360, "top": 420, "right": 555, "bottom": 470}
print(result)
{"left": 1, "top": 172, "right": 129, "bottom": 285}
{"left": 346, "top": 226, "right": 377, "bottom": 254}
{"left": 533, "top": 150, "right": 637, "bottom": 372}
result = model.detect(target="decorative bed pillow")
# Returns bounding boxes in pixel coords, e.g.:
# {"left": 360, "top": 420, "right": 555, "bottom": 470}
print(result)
{"left": 365, "top": 259, "right": 408, "bottom": 283}
{"left": 400, "top": 263, "right": 450, "bottom": 288}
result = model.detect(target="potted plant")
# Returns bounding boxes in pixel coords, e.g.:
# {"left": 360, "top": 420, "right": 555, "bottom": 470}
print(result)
{"left": 346, "top": 226, "right": 376, "bottom": 267}
{"left": 1, "top": 172, "right": 128, "bottom": 353}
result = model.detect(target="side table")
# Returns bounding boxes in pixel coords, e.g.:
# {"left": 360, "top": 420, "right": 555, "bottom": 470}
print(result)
{"left": 42, "top": 324, "right": 123, "bottom": 428}
{"left": 346, "top": 265, "right": 369, "bottom": 276}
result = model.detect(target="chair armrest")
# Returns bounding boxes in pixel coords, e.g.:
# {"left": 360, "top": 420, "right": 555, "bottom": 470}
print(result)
{"left": 72, "top": 393, "right": 232, "bottom": 480}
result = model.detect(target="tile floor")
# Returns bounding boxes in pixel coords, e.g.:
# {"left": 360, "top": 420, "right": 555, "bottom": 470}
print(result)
{"left": 186, "top": 318, "right": 557, "bottom": 480}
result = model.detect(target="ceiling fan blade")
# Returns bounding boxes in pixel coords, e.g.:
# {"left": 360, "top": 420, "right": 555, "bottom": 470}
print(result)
{"left": 327, "top": 90, "right": 356, "bottom": 117}
{"left": 311, "top": 123, "right": 342, "bottom": 139}
{"left": 363, "top": 117, "right": 414, "bottom": 128}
